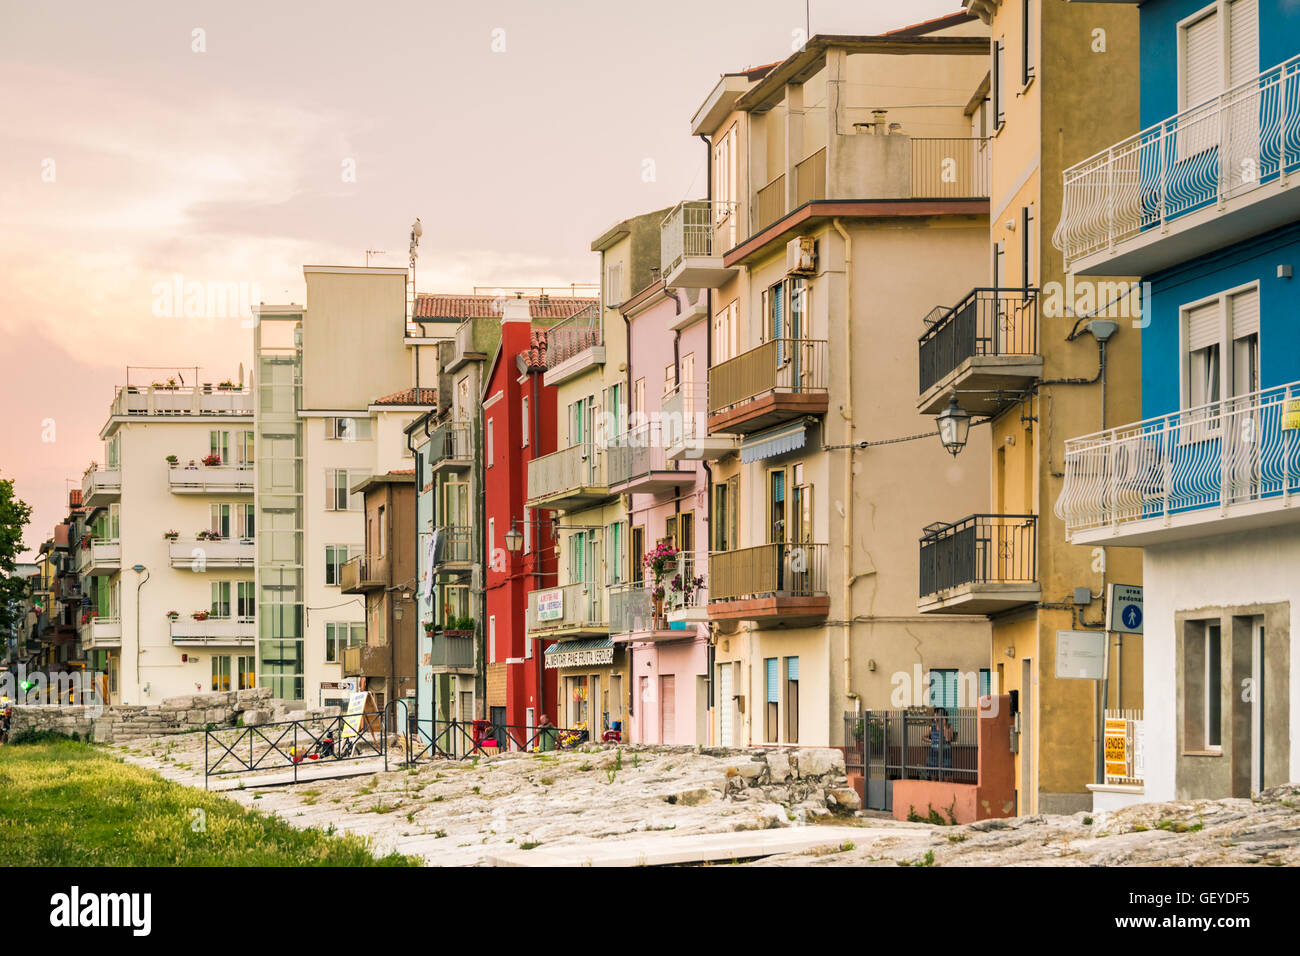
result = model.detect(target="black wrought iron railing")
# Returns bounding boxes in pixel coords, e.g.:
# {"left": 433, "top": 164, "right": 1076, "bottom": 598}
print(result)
{"left": 844, "top": 708, "right": 979, "bottom": 787}
{"left": 918, "top": 514, "right": 1037, "bottom": 600}
{"left": 918, "top": 288, "right": 1039, "bottom": 394}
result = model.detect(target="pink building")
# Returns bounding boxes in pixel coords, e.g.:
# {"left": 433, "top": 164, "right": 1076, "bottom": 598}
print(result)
{"left": 608, "top": 280, "right": 716, "bottom": 745}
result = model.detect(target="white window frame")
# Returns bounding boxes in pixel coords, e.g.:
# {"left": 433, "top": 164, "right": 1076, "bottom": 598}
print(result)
{"left": 487, "top": 417, "right": 495, "bottom": 467}
{"left": 1178, "top": 280, "right": 1261, "bottom": 414}
{"left": 489, "top": 615, "right": 497, "bottom": 664}
{"left": 521, "top": 396, "right": 529, "bottom": 447}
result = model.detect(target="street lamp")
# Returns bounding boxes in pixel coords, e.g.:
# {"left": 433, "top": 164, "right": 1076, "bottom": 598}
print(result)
{"left": 504, "top": 523, "right": 524, "bottom": 554}
{"left": 936, "top": 395, "right": 971, "bottom": 457}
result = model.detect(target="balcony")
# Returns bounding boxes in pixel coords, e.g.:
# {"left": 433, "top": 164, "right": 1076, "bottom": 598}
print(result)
{"left": 170, "top": 617, "right": 255, "bottom": 646}
{"left": 660, "top": 200, "right": 739, "bottom": 289}
{"left": 525, "top": 581, "right": 608, "bottom": 637}
{"left": 81, "top": 616, "right": 121, "bottom": 648}
{"left": 339, "top": 555, "right": 384, "bottom": 593}
{"left": 608, "top": 584, "right": 678, "bottom": 643}
{"left": 81, "top": 465, "right": 121, "bottom": 508}
{"left": 427, "top": 630, "right": 475, "bottom": 673}
{"left": 707, "top": 543, "right": 829, "bottom": 626}
{"left": 76, "top": 539, "right": 121, "bottom": 576}
{"left": 606, "top": 422, "right": 686, "bottom": 495}
{"left": 433, "top": 526, "right": 473, "bottom": 573}
{"left": 1055, "top": 382, "right": 1300, "bottom": 548}
{"left": 526, "top": 442, "right": 609, "bottom": 511}
{"left": 110, "top": 384, "right": 253, "bottom": 417}
{"left": 917, "top": 288, "right": 1041, "bottom": 415}
{"left": 918, "top": 515, "right": 1040, "bottom": 615}
{"left": 168, "top": 538, "right": 254, "bottom": 570}
{"left": 707, "top": 339, "right": 828, "bottom": 435}
{"left": 167, "top": 464, "right": 254, "bottom": 494}
{"left": 343, "top": 643, "right": 392, "bottom": 679}
{"left": 428, "top": 421, "right": 474, "bottom": 474}
{"left": 542, "top": 304, "right": 604, "bottom": 387}
{"left": 662, "top": 382, "right": 738, "bottom": 461}
{"left": 1055, "top": 55, "right": 1300, "bottom": 276}
{"left": 447, "top": 315, "right": 497, "bottom": 374}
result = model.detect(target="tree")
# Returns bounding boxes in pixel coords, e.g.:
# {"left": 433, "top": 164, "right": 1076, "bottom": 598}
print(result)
{"left": 0, "top": 472, "right": 33, "bottom": 633}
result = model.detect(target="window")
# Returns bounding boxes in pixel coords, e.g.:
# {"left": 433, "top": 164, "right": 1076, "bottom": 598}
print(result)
{"left": 523, "top": 510, "right": 532, "bottom": 555}
{"left": 325, "top": 469, "right": 365, "bottom": 511}
{"left": 678, "top": 511, "right": 694, "bottom": 557}
{"left": 106, "top": 434, "right": 120, "bottom": 469}
{"left": 209, "top": 430, "right": 230, "bottom": 464}
{"left": 212, "top": 656, "right": 232, "bottom": 692}
{"left": 240, "top": 502, "right": 254, "bottom": 539}
{"left": 377, "top": 505, "right": 386, "bottom": 557}
{"left": 488, "top": 517, "right": 496, "bottom": 558}
{"left": 210, "top": 503, "right": 232, "bottom": 538}
{"left": 236, "top": 581, "right": 255, "bottom": 620}
{"left": 1022, "top": 0, "right": 1035, "bottom": 85}
{"left": 765, "top": 657, "right": 779, "bottom": 742}
{"left": 713, "top": 477, "right": 738, "bottom": 552}
{"left": 664, "top": 363, "right": 676, "bottom": 396}
{"left": 768, "top": 468, "right": 787, "bottom": 543}
{"left": 713, "top": 301, "right": 738, "bottom": 363}
{"left": 605, "top": 520, "right": 625, "bottom": 585}
{"left": 992, "top": 38, "right": 1006, "bottom": 129}
{"left": 325, "top": 545, "right": 358, "bottom": 585}
{"left": 632, "top": 379, "right": 645, "bottom": 429}
{"left": 664, "top": 515, "right": 677, "bottom": 549}
{"left": 1021, "top": 205, "right": 1035, "bottom": 289}
{"left": 1183, "top": 285, "right": 1260, "bottom": 410}
{"left": 489, "top": 615, "right": 497, "bottom": 664}
{"left": 714, "top": 124, "right": 737, "bottom": 243}
{"left": 325, "top": 622, "right": 365, "bottom": 662}
{"left": 785, "top": 657, "right": 800, "bottom": 744}
{"left": 928, "top": 669, "right": 960, "bottom": 709}
{"left": 326, "top": 417, "right": 372, "bottom": 441}
{"left": 521, "top": 396, "right": 529, "bottom": 446}
{"left": 237, "top": 655, "right": 255, "bottom": 690}
{"left": 210, "top": 582, "right": 231, "bottom": 618}
{"left": 487, "top": 418, "right": 495, "bottom": 466}
{"left": 605, "top": 262, "right": 623, "bottom": 307}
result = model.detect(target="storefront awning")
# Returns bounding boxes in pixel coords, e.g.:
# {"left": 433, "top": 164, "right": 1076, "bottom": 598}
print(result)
{"left": 740, "top": 422, "right": 807, "bottom": 463}
{"left": 544, "top": 637, "right": 615, "bottom": 669}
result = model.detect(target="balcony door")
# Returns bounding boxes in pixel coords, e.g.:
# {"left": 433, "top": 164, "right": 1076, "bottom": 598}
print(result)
{"left": 442, "top": 479, "right": 470, "bottom": 561}
{"left": 768, "top": 468, "right": 787, "bottom": 593}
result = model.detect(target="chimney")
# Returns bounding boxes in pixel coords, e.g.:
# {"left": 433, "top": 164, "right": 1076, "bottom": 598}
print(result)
{"left": 502, "top": 295, "right": 530, "bottom": 325}
{"left": 872, "top": 109, "right": 888, "bottom": 134}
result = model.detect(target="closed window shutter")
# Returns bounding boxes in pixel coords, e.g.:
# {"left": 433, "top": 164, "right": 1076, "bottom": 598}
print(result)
{"left": 1230, "top": 287, "right": 1259, "bottom": 339}
{"left": 1184, "top": 11, "right": 1222, "bottom": 108}
{"left": 1228, "top": 0, "right": 1258, "bottom": 87}
{"left": 787, "top": 656, "right": 799, "bottom": 681}
{"left": 766, "top": 658, "right": 779, "bottom": 703}
{"left": 1186, "top": 300, "right": 1222, "bottom": 351}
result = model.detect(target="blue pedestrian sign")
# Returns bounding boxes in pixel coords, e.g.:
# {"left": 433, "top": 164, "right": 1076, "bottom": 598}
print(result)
{"left": 1108, "top": 584, "right": 1144, "bottom": 634}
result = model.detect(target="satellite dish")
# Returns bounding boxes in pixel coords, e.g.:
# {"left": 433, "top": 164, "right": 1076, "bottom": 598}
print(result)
{"left": 411, "top": 218, "right": 423, "bottom": 238}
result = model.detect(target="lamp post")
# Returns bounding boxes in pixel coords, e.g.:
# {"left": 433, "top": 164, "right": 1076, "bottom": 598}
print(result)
{"left": 936, "top": 395, "right": 972, "bottom": 457}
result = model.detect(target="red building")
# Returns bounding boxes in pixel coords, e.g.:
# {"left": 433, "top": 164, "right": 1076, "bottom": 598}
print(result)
{"left": 482, "top": 297, "right": 559, "bottom": 733}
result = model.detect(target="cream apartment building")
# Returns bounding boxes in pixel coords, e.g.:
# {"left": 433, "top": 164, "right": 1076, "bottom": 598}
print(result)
{"left": 80, "top": 379, "right": 256, "bottom": 704}
{"left": 677, "top": 18, "right": 996, "bottom": 748}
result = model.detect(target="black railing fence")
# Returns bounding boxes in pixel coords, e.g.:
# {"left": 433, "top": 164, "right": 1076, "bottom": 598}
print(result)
{"left": 918, "top": 287, "right": 1039, "bottom": 394}
{"left": 844, "top": 708, "right": 979, "bottom": 789}
{"left": 919, "top": 514, "right": 1037, "bottom": 600}
{"left": 204, "top": 711, "right": 388, "bottom": 788}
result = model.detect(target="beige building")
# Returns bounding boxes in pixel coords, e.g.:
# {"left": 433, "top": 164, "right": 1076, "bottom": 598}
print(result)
{"left": 79, "top": 378, "right": 256, "bottom": 704}
{"left": 679, "top": 18, "right": 996, "bottom": 748}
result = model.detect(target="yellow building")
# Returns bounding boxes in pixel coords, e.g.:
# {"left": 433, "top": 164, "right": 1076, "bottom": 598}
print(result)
{"left": 919, "top": 0, "right": 1144, "bottom": 813}
{"left": 680, "top": 17, "right": 1001, "bottom": 751}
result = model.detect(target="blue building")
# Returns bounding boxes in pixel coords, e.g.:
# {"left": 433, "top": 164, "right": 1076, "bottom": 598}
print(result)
{"left": 1055, "top": 0, "right": 1299, "bottom": 804}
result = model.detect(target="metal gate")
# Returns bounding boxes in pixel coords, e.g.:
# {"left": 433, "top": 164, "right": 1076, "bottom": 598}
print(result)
{"left": 844, "top": 709, "right": 979, "bottom": 811}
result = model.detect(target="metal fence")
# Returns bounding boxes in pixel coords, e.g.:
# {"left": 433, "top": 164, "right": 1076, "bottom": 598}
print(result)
{"left": 919, "top": 514, "right": 1037, "bottom": 599}
{"left": 708, "top": 338, "right": 828, "bottom": 414}
{"left": 606, "top": 421, "right": 682, "bottom": 487}
{"left": 527, "top": 441, "right": 607, "bottom": 502}
{"left": 910, "top": 137, "right": 991, "bottom": 199}
{"left": 1056, "top": 381, "right": 1300, "bottom": 537}
{"left": 844, "top": 708, "right": 979, "bottom": 810}
{"left": 543, "top": 304, "right": 602, "bottom": 369}
{"left": 918, "top": 288, "right": 1039, "bottom": 394}
{"left": 403, "top": 717, "right": 595, "bottom": 763}
{"left": 660, "top": 200, "right": 737, "bottom": 276}
{"left": 429, "top": 420, "right": 474, "bottom": 466}
{"left": 709, "top": 542, "right": 828, "bottom": 603}
{"left": 525, "top": 580, "right": 607, "bottom": 632}
{"left": 204, "top": 712, "right": 388, "bottom": 788}
{"left": 1054, "top": 54, "right": 1300, "bottom": 268}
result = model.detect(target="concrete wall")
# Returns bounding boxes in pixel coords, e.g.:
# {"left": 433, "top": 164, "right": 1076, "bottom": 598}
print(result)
{"left": 301, "top": 267, "right": 409, "bottom": 411}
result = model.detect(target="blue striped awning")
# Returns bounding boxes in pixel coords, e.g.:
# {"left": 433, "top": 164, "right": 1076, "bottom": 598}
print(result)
{"left": 544, "top": 637, "right": 613, "bottom": 655}
{"left": 740, "top": 423, "right": 807, "bottom": 463}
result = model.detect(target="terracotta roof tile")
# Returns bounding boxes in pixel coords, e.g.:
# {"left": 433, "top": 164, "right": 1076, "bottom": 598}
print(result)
{"left": 372, "top": 387, "right": 438, "bottom": 407}
{"left": 413, "top": 293, "right": 597, "bottom": 321}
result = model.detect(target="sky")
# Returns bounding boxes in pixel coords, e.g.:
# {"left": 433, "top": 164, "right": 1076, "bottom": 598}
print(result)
{"left": 0, "top": 0, "right": 960, "bottom": 558}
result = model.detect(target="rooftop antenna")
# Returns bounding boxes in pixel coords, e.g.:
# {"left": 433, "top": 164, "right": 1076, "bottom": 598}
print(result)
{"left": 365, "top": 249, "right": 386, "bottom": 266}
{"left": 407, "top": 217, "right": 423, "bottom": 327}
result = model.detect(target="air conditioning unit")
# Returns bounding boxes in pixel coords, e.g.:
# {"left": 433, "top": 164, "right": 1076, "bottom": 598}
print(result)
{"left": 786, "top": 236, "right": 816, "bottom": 275}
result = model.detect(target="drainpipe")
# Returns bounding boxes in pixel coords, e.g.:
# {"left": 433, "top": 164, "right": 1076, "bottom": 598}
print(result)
{"left": 832, "top": 218, "right": 859, "bottom": 717}
{"left": 133, "top": 565, "right": 150, "bottom": 698}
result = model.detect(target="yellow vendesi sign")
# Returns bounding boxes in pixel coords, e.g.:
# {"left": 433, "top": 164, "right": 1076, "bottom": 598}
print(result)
{"left": 1282, "top": 398, "right": 1300, "bottom": 431}
{"left": 1104, "top": 718, "right": 1129, "bottom": 777}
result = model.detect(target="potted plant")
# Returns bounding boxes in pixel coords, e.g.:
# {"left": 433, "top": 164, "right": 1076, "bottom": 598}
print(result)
{"left": 423, "top": 620, "right": 436, "bottom": 635}
{"left": 217, "top": 380, "right": 237, "bottom": 391}
{"left": 201, "top": 453, "right": 221, "bottom": 467}
{"left": 165, "top": 454, "right": 179, "bottom": 466}
{"left": 162, "top": 530, "right": 179, "bottom": 541}
{"left": 191, "top": 610, "right": 210, "bottom": 621}
{"left": 196, "top": 529, "right": 222, "bottom": 541}
{"left": 166, "top": 611, "right": 179, "bottom": 621}
{"left": 643, "top": 542, "right": 679, "bottom": 626}
{"left": 80, "top": 533, "right": 94, "bottom": 550}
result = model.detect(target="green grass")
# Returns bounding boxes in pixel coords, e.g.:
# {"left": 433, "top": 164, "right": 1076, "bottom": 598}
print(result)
{"left": 0, "top": 737, "right": 419, "bottom": 866}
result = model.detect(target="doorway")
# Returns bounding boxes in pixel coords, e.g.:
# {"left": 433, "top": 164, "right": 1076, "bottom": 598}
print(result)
{"left": 660, "top": 675, "right": 676, "bottom": 742}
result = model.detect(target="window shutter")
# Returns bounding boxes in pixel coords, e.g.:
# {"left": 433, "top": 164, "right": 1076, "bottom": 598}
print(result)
{"left": 1184, "top": 11, "right": 1222, "bottom": 108}
{"left": 1230, "top": 287, "right": 1259, "bottom": 338}
{"left": 1228, "top": 0, "right": 1258, "bottom": 87}
{"left": 787, "top": 656, "right": 799, "bottom": 682}
{"left": 1186, "top": 300, "right": 1222, "bottom": 350}
{"left": 766, "top": 658, "right": 779, "bottom": 703}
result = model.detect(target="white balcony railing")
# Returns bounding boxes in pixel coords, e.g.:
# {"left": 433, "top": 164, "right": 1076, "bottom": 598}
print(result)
{"left": 170, "top": 617, "right": 256, "bottom": 645}
{"left": 1054, "top": 54, "right": 1300, "bottom": 270}
{"left": 168, "top": 538, "right": 255, "bottom": 568}
{"left": 167, "top": 464, "right": 254, "bottom": 493}
{"left": 660, "top": 200, "right": 737, "bottom": 278}
{"left": 605, "top": 421, "right": 683, "bottom": 488}
{"left": 525, "top": 581, "right": 607, "bottom": 633}
{"left": 1056, "top": 381, "right": 1300, "bottom": 540}
{"left": 84, "top": 616, "right": 122, "bottom": 646}
{"left": 527, "top": 441, "right": 606, "bottom": 504}
{"left": 110, "top": 385, "right": 253, "bottom": 417}
{"left": 81, "top": 464, "right": 122, "bottom": 504}
{"left": 76, "top": 540, "right": 121, "bottom": 573}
